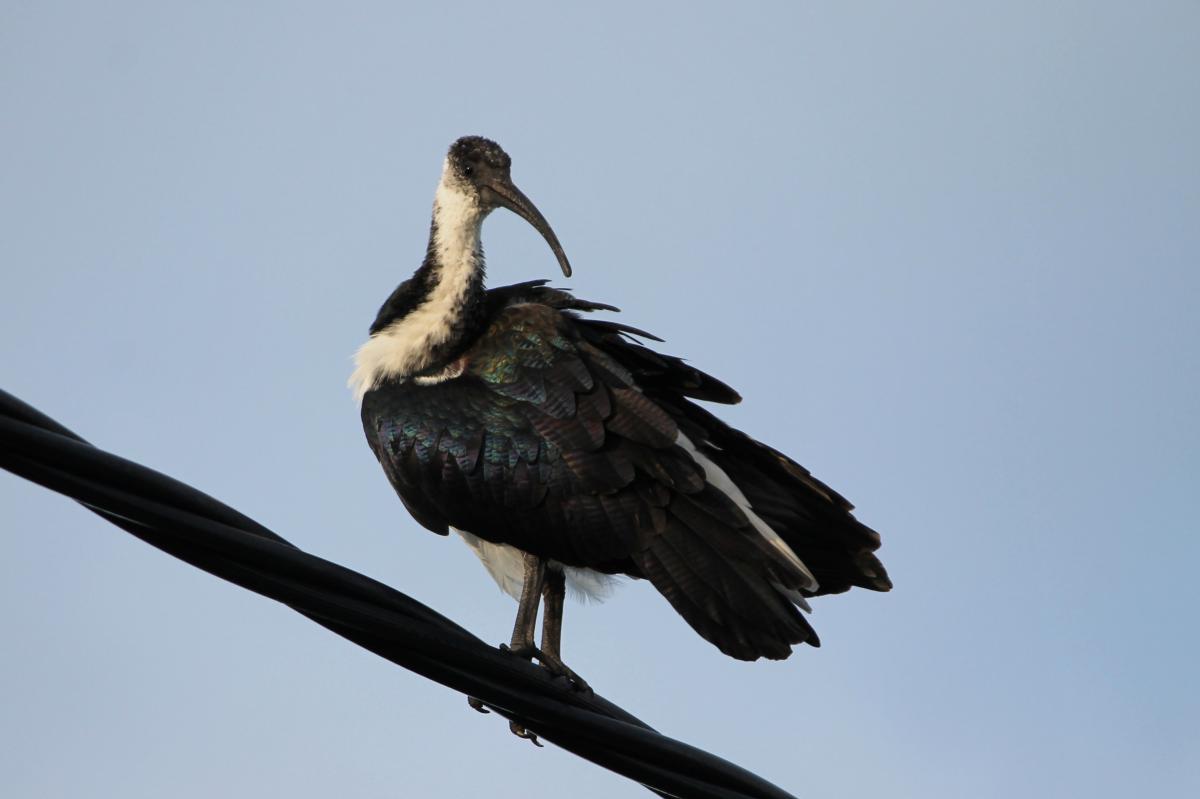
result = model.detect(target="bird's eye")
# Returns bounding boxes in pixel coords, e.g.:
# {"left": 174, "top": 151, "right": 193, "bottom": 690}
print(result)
{"left": 463, "top": 164, "right": 475, "bottom": 177}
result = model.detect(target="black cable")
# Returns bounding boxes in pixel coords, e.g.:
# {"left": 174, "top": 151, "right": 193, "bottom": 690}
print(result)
{"left": 0, "top": 388, "right": 799, "bottom": 799}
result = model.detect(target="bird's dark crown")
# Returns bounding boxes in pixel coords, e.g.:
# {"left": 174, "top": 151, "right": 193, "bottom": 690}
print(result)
{"left": 448, "top": 136, "right": 511, "bottom": 182}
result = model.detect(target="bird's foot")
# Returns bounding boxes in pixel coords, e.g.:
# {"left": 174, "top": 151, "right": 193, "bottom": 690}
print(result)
{"left": 467, "top": 696, "right": 543, "bottom": 746}
{"left": 500, "top": 643, "right": 592, "bottom": 694}
{"left": 534, "top": 649, "right": 592, "bottom": 694}
{"left": 508, "top": 720, "right": 544, "bottom": 747}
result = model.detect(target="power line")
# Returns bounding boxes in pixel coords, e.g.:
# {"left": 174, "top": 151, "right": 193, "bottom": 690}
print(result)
{"left": 0, "top": 388, "right": 799, "bottom": 799}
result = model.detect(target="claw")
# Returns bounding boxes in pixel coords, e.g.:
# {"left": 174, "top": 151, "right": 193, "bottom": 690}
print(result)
{"left": 509, "top": 721, "right": 544, "bottom": 747}
{"left": 468, "top": 693, "right": 543, "bottom": 746}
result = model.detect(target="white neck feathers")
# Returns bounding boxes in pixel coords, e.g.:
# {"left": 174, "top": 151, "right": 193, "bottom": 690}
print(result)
{"left": 349, "top": 162, "right": 488, "bottom": 400}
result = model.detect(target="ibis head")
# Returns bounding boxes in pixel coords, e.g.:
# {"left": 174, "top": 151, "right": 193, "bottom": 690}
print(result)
{"left": 445, "top": 136, "right": 572, "bottom": 277}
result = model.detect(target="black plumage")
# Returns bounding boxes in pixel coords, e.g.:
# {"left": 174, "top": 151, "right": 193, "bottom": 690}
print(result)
{"left": 356, "top": 137, "right": 889, "bottom": 671}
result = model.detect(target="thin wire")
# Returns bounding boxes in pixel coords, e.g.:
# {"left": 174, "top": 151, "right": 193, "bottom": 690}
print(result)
{"left": 0, "top": 388, "right": 800, "bottom": 799}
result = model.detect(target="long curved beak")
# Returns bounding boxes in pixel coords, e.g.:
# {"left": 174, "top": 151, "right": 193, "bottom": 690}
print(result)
{"left": 485, "top": 178, "right": 573, "bottom": 277}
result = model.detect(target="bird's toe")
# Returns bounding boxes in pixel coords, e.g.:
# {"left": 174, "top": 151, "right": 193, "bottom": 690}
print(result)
{"left": 509, "top": 720, "right": 544, "bottom": 747}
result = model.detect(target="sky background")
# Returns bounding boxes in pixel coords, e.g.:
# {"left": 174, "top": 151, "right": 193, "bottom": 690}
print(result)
{"left": 2, "top": 2, "right": 1197, "bottom": 797}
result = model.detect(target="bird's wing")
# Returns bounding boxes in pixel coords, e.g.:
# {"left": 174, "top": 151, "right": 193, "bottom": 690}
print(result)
{"left": 567, "top": 307, "right": 892, "bottom": 597}
{"left": 361, "top": 299, "right": 819, "bottom": 659}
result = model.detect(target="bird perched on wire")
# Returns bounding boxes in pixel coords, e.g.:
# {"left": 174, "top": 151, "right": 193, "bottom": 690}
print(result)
{"left": 352, "top": 136, "right": 890, "bottom": 690}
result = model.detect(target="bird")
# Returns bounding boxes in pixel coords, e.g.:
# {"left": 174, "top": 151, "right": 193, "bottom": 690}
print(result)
{"left": 352, "top": 135, "right": 890, "bottom": 688}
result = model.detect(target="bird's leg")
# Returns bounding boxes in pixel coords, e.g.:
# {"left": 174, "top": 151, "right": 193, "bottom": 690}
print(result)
{"left": 540, "top": 567, "right": 565, "bottom": 658}
{"left": 480, "top": 557, "right": 592, "bottom": 743}
{"left": 539, "top": 568, "right": 590, "bottom": 692}
{"left": 499, "top": 558, "right": 588, "bottom": 688}
{"left": 497, "top": 552, "right": 547, "bottom": 745}
{"left": 503, "top": 551, "right": 545, "bottom": 657}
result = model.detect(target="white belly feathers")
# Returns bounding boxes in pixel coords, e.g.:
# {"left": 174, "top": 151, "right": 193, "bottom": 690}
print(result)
{"left": 454, "top": 529, "right": 619, "bottom": 602}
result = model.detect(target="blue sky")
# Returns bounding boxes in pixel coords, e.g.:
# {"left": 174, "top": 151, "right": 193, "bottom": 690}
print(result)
{"left": 2, "top": 2, "right": 1197, "bottom": 797}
